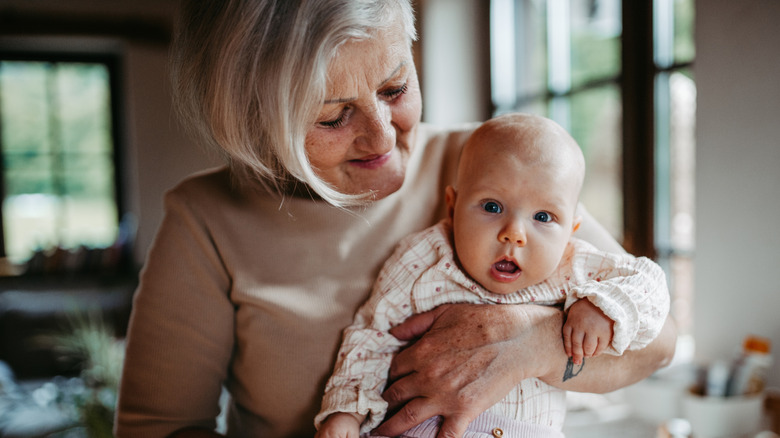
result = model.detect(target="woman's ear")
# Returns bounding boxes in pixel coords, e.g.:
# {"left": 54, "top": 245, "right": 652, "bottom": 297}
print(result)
{"left": 445, "top": 186, "right": 457, "bottom": 219}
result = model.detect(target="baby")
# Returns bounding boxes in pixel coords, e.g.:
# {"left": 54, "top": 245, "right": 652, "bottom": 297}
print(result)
{"left": 315, "top": 113, "right": 670, "bottom": 437}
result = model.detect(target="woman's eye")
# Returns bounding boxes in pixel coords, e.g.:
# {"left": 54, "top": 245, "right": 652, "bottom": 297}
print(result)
{"left": 318, "top": 107, "right": 352, "bottom": 128}
{"left": 319, "top": 116, "right": 345, "bottom": 128}
{"left": 482, "top": 201, "right": 502, "bottom": 214}
{"left": 534, "top": 211, "right": 552, "bottom": 223}
{"left": 382, "top": 83, "right": 408, "bottom": 100}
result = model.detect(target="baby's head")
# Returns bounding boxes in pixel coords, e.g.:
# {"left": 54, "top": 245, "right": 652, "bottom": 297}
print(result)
{"left": 445, "top": 113, "right": 585, "bottom": 294}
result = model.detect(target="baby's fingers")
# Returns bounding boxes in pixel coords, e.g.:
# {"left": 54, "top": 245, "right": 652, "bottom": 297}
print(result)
{"left": 568, "top": 329, "right": 586, "bottom": 365}
{"left": 583, "top": 333, "right": 601, "bottom": 358}
{"left": 592, "top": 337, "right": 609, "bottom": 357}
{"left": 562, "top": 324, "right": 573, "bottom": 357}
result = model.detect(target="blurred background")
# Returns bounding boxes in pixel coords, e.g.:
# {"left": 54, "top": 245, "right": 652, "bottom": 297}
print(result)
{"left": 0, "top": 0, "right": 778, "bottom": 436}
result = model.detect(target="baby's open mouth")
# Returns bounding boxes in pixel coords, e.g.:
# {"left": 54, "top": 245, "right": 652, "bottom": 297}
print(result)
{"left": 493, "top": 259, "right": 519, "bottom": 273}
{"left": 490, "top": 258, "right": 522, "bottom": 283}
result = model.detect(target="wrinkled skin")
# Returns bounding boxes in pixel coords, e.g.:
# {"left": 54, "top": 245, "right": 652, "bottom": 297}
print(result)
{"left": 375, "top": 304, "right": 676, "bottom": 438}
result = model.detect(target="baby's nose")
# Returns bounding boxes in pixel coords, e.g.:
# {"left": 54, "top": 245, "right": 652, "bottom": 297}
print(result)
{"left": 499, "top": 222, "right": 526, "bottom": 246}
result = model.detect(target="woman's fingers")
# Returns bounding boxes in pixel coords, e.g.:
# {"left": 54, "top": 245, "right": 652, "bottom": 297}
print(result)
{"left": 375, "top": 393, "right": 477, "bottom": 438}
{"left": 437, "top": 416, "right": 472, "bottom": 438}
{"left": 389, "top": 308, "right": 441, "bottom": 342}
{"left": 382, "top": 369, "right": 419, "bottom": 413}
{"left": 387, "top": 307, "right": 447, "bottom": 381}
{"left": 373, "top": 397, "right": 438, "bottom": 437}
{"left": 380, "top": 304, "right": 560, "bottom": 435}
{"left": 379, "top": 304, "right": 575, "bottom": 434}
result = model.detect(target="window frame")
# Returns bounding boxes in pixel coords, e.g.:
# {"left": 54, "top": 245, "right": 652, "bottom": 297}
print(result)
{"left": 621, "top": 0, "right": 658, "bottom": 257}
{"left": 0, "top": 43, "right": 126, "bottom": 261}
{"left": 623, "top": 0, "right": 695, "bottom": 259}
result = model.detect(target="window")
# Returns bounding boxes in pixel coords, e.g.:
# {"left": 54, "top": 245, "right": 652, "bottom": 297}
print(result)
{"left": 491, "top": 0, "right": 624, "bottom": 238}
{"left": 0, "top": 51, "right": 125, "bottom": 270}
{"left": 490, "top": 0, "right": 695, "bottom": 333}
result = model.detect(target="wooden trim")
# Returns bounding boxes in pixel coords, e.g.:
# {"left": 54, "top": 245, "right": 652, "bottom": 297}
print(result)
{"left": 0, "top": 9, "right": 171, "bottom": 46}
{"left": 621, "top": 0, "right": 656, "bottom": 258}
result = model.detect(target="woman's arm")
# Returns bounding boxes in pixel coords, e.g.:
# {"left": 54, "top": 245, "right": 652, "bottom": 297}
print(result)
{"left": 545, "top": 310, "right": 677, "bottom": 392}
{"left": 115, "top": 189, "right": 234, "bottom": 437}
{"left": 375, "top": 303, "right": 676, "bottom": 437}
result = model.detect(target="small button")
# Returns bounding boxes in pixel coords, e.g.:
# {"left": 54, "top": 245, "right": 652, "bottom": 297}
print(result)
{"left": 492, "top": 428, "right": 504, "bottom": 438}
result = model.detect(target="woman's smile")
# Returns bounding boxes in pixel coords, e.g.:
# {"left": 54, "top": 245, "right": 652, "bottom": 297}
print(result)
{"left": 349, "top": 151, "right": 393, "bottom": 169}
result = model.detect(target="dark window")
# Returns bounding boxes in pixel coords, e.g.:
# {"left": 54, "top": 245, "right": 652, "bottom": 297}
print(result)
{"left": 0, "top": 51, "right": 126, "bottom": 271}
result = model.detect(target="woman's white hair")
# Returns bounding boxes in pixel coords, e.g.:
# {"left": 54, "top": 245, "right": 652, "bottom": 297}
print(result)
{"left": 171, "top": 0, "right": 416, "bottom": 207}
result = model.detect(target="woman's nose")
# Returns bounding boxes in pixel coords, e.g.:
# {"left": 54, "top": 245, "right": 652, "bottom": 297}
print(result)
{"left": 499, "top": 221, "right": 526, "bottom": 246}
{"left": 357, "top": 103, "right": 394, "bottom": 153}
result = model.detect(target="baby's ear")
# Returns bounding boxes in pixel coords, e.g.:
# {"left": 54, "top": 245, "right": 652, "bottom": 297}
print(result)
{"left": 445, "top": 186, "right": 457, "bottom": 219}
{"left": 572, "top": 215, "right": 583, "bottom": 234}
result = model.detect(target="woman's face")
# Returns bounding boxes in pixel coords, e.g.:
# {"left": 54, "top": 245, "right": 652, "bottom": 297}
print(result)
{"left": 305, "top": 22, "right": 422, "bottom": 200}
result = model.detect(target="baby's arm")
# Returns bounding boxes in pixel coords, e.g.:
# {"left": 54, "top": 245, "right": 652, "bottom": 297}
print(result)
{"left": 315, "top": 230, "right": 434, "bottom": 434}
{"left": 316, "top": 412, "right": 365, "bottom": 438}
{"left": 315, "top": 282, "right": 409, "bottom": 434}
{"left": 565, "top": 238, "right": 670, "bottom": 356}
{"left": 563, "top": 298, "right": 614, "bottom": 365}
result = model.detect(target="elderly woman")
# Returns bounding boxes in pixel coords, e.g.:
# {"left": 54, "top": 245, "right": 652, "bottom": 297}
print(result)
{"left": 114, "top": 1, "right": 676, "bottom": 437}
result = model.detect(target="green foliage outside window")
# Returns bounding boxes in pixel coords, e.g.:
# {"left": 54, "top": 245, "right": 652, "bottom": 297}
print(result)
{"left": 0, "top": 60, "right": 118, "bottom": 263}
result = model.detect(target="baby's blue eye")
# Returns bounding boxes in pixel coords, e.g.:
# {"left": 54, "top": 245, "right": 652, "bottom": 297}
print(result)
{"left": 483, "top": 201, "right": 502, "bottom": 214}
{"left": 534, "top": 211, "right": 552, "bottom": 223}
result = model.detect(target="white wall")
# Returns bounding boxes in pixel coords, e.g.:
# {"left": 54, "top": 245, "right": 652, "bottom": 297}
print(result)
{"left": 419, "top": 0, "right": 490, "bottom": 125}
{"left": 122, "top": 41, "right": 221, "bottom": 264}
{"left": 693, "top": 0, "right": 780, "bottom": 388}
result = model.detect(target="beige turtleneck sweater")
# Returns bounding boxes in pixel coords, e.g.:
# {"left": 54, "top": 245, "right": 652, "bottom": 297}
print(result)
{"left": 115, "top": 123, "right": 469, "bottom": 437}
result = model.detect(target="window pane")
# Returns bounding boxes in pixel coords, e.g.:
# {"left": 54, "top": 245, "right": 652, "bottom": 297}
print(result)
{"left": 3, "top": 194, "right": 58, "bottom": 259}
{"left": 62, "top": 153, "right": 116, "bottom": 198}
{"left": 4, "top": 155, "right": 54, "bottom": 194}
{"left": 666, "top": 71, "right": 696, "bottom": 333}
{"left": 61, "top": 196, "right": 118, "bottom": 249}
{"left": 58, "top": 63, "right": 113, "bottom": 154}
{"left": 570, "top": 0, "right": 621, "bottom": 88}
{"left": 533, "top": 86, "right": 623, "bottom": 242}
{"left": 673, "top": 0, "right": 695, "bottom": 63}
{"left": 490, "top": 0, "right": 548, "bottom": 110}
{"left": 566, "top": 85, "right": 623, "bottom": 241}
{"left": 0, "top": 60, "right": 118, "bottom": 263}
{"left": 515, "top": 0, "right": 548, "bottom": 98}
{"left": 0, "top": 62, "right": 50, "bottom": 157}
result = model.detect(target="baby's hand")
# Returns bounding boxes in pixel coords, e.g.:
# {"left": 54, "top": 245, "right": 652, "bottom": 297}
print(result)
{"left": 315, "top": 412, "right": 363, "bottom": 438}
{"left": 562, "top": 299, "right": 614, "bottom": 365}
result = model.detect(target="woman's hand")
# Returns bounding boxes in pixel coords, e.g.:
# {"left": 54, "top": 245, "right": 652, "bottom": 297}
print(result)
{"left": 374, "top": 303, "right": 677, "bottom": 438}
{"left": 374, "top": 303, "right": 563, "bottom": 437}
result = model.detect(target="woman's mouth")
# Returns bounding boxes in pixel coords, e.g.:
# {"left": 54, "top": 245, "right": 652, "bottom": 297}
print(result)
{"left": 349, "top": 151, "right": 392, "bottom": 169}
{"left": 490, "top": 258, "right": 522, "bottom": 282}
